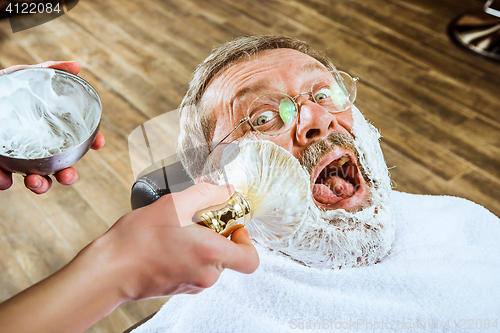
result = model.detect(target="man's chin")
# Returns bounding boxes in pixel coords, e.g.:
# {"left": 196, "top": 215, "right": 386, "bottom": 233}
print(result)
{"left": 270, "top": 192, "right": 396, "bottom": 269}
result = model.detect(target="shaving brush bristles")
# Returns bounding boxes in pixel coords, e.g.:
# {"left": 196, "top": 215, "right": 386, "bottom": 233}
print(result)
{"left": 218, "top": 140, "right": 310, "bottom": 243}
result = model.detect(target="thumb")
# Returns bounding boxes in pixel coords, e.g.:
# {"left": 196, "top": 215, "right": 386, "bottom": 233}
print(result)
{"left": 45, "top": 61, "right": 81, "bottom": 75}
{"left": 173, "top": 182, "right": 235, "bottom": 220}
{"left": 222, "top": 228, "right": 259, "bottom": 274}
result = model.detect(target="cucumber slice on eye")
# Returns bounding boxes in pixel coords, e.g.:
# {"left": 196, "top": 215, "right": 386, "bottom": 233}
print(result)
{"left": 330, "top": 83, "right": 349, "bottom": 110}
{"left": 279, "top": 98, "right": 295, "bottom": 125}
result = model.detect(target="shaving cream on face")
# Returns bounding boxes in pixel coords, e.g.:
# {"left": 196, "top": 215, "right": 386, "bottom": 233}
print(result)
{"left": 0, "top": 69, "right": 100, "bottom": 159}
{"left": 270, "top": 105, "right": 395, "bottom": 269}
{"left": 215, "top": 106, "right": 395, "bottom": 269}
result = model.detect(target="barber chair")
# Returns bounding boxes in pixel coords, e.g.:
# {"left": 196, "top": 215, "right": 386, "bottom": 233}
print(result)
{"left": 447, "top": 0, "right": 500, "bottom": 61}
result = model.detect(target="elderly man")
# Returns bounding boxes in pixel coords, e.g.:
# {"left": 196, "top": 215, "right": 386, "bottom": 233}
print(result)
{"left": 133, "top": 35, "right": 500, "bottom": 332}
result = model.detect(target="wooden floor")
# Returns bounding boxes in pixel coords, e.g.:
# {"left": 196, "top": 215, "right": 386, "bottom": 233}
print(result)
{"left": 1, "top": 0, "right": 499, "bottom": 331}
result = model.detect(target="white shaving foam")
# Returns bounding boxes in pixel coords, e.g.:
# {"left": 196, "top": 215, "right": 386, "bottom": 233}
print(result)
{"left": 216, "top": 106, "right": 395, "bottom": 269}
{"left": 0, "top": 69, "right": 100, "bottom": 159}
{"left": 269, "top": 105, "right": 395, "bottom": 269}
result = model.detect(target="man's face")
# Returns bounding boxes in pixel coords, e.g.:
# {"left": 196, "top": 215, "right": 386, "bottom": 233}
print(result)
{"left": 206, "top": 49, "right": 369, "bottom": 212}
{"left": 203, "top": 48, "right": 395, "bottom": 268}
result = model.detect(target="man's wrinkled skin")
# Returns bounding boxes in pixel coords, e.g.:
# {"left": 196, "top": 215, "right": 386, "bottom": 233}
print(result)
{"left": 206, "top": 49, "right": 369, "bottom": 212}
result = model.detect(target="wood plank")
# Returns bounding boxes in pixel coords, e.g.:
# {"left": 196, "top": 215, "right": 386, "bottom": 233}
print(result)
{"left": 0, "top": 28, "right": 38, "bottom": 67}
{"left": 470, "top": 74, "right": 500, "bottom": 125}
{"left": 68, "top": 2, "right": 193, "bottom": 83}
{"left": 80, "top": 0, "right": 204, "bottom": 70}
{"left": 0, "top": 180, "right": 73, "bottom": 283}
{"left": 0, "top": 238, "right": 32, "bottom": 302}
{"left": 458, "top": 117, "right": 500, "bottom": 149}
{"left": 381, "top": 143, "right": 464, "bottom": 196}
{"left": 396, "top": 107, "right": 500, "bottom": 180}
{"left": 422, "top": 35, "right": 500, "bottom": 78}
{"left": 388, "top": 0, "right": 478, "bottom": 32}
{"left": 17, "top": 16, "right": 179, "bottom": 119}
{"left": 358, "top": 98, "right": 470, "bottom": 181}
{"left": 148, "top": 0, "right": 241, "bottom": 45}
{"left": 359, "top": 65, "right": 474, "bottom": 126}
{"left": 356, "top": 80, "right": 410, "bottom": 115}
{"left": 450, "top": 171, "right": 500, "bottom": 218}
{"left": 261, "top": 0, "right": 431, "bottom": 80}
{"left": 26, "top": 183, "right": 109, "bottom": 252}
{"left": 202, "top": 0, "right": 300, "bottom": 36}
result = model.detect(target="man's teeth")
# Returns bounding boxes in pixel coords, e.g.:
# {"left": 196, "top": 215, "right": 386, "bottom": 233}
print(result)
{"left": 336, "top": 155, "right": 350, "bottom": 167}
{"left": 311, "top": 154, "right": 360, "bottom": 205}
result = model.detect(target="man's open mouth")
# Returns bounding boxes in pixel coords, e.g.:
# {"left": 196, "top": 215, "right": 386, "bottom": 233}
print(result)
{"left": 311, "top": 149, "right": 367, "bottom": 210}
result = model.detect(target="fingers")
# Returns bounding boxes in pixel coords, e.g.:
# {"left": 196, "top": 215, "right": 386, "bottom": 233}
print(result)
{"left": 0, "top": 61, "right": 80, "bottom": 76}
{"left": 24, "top": 175, "right": 53, "bottom": 194}
{"left": 172, "top": 183, "right": 235, "bottom": 219}
{"left": 191, "top": 182, "right": 235, "bottom": 212}
{"left": 45, "top": 61, "right": 80, "bottom": 75}
{"left": 91, "top": 132, "right": 105, "bottom": 150}
{"left": 221, "top": 228, "right": 259, "bottom": 274}
{"left": 10, "top": 167, "right": 78, "bottom": 194}
{"left": 0, "top": 65, "right": 30, "bottom": 75}
{"left": 0, "top": 169, "right": 13, "bottom": 190}
{"left": 54, "top": 166, "right": 79, "bottom": 185}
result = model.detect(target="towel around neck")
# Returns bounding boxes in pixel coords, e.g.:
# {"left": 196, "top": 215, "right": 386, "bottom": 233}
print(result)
{"left": 132, "top": 191, "right": 500, "bottom": 333}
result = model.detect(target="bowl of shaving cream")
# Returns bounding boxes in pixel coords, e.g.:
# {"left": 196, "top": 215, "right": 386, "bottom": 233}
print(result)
{"left": 0, "top": 68, "right": 102, "bottom": 175}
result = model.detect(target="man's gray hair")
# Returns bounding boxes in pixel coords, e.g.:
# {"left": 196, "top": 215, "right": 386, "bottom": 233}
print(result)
{"left": 177, "top": 35, "right": 335, "bottom": 180}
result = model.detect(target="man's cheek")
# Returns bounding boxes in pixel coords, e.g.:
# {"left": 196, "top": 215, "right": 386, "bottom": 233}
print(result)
{"left": 339, "top": 110, "right": 355, "bottom": 134}
{"left": 266, "top": 135, "right": 296, "bottom": 158}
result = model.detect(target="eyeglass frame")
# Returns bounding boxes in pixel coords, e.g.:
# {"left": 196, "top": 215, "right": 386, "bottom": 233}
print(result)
{"left": 210, "top": 70, "right": 359, "bottom": 153}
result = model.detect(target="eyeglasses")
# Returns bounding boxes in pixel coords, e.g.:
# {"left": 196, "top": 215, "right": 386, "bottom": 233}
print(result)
{"left": 211, "top": 70, "right": 359, "bottom": 152}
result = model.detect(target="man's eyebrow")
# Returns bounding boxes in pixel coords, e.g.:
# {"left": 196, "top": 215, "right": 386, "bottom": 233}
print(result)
{"left": 302, "top": 62, "right": 328, "bottom": 73}
{"left": 234, "top": 82, "right": 268, "bottom": 102}
{"left": 234, "top": 62, "right": 327, "bottom": 102}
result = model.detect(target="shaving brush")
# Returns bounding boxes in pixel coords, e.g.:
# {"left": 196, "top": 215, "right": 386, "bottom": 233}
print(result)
{"left": 194, "top": 140, "right": 311, "bottom": 242}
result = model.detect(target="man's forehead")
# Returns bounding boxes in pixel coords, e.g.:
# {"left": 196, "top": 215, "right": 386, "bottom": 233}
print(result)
{"left": 233, "top": 61, "right": 328, "bottom": 99}
{"left": 301, "top": 61, "right": 329, "bottom": 72}
{"left": 206, "top": 49, "right": 330, "bottom": 135}
{"left": 216, "top": 49, "right": 326, "bottom": 83}
{"left": 237, "top": 49, "right": 328, "bottom": 78}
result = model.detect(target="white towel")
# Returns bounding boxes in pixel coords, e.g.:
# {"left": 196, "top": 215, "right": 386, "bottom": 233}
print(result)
{"left": 132, "top": 191, "right": 500, "bottom": 333}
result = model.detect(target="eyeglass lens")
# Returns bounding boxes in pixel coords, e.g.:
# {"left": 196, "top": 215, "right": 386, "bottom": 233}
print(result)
{"left": 247, "top": 72, "right": 356, "bottom": 136}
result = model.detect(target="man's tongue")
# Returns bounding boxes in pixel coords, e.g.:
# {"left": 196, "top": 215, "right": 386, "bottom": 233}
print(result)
{"left": 313, "top": 176, "right": 355, "bottom": 205}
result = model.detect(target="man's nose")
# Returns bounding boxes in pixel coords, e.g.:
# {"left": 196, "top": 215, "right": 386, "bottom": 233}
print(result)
{"left": 294, "top": 97, "right": 349, "bottom": 146}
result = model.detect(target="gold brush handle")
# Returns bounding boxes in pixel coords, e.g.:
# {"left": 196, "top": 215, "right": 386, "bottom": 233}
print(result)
{"left": 193, "top": 191, "right": 253, "bottom": 237}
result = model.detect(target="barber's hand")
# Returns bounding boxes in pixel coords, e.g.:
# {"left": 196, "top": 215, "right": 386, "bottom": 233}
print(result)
{"left": 0, "top": 61, "right": 105, "bottom": 194}
{"left": 89, "top": 182, "right": 260, "bottom": 301}
{"left": 0, "top": 183, "right": 258, "bottom": 333}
